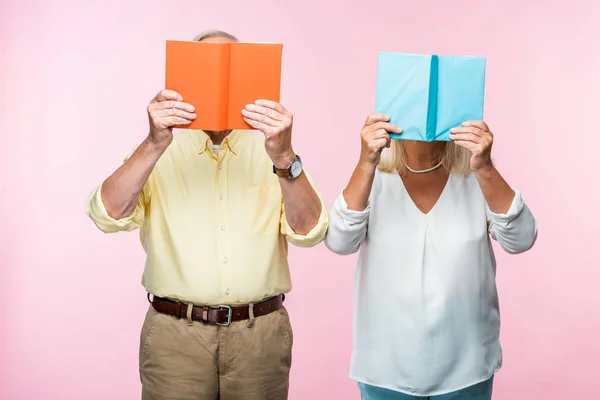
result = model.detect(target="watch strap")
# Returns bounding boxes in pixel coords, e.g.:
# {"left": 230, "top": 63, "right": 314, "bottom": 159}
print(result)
{"left": 273, "top": 166, "right": 292, "bottom": 178}
{"left": 273, "top": 155, "right": 300, "bottom": 178}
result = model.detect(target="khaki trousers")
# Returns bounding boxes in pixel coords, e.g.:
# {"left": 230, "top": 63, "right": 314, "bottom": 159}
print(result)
{"left": 139, "top": 303, "right": 293, "bottom": 400}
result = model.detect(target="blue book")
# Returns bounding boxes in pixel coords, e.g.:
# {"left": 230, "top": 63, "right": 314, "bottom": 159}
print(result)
{"left": 375, "top": 52, "right": 486, "bottom": 142}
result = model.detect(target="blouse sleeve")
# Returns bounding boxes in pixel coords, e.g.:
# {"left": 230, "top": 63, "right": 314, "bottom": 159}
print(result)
{"left": 487, "top": 189, "right": 538, "bottom": 254}
{"left": 324, "top": 189, "right": 371, "bottom": 255}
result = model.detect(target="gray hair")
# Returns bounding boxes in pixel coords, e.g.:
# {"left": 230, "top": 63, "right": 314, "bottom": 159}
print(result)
{"left": 192, "top": 30, "right": 239, "bottom": 42}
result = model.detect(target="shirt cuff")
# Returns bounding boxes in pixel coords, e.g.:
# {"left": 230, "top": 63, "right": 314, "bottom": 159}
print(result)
{"left": 282, "top": 201, "right": 329, "bottom": 248}
{"left": 333, "top": 190, "right": 370, "bottom": 224}
{"left": 487, "top": 189, "right": 524, "bottom": 224}
{"left": 85, "top": 183, "right": 138, "bottom": 233}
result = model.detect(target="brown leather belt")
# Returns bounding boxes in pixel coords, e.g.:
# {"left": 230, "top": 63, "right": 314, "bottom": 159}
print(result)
{"left": 150, "top": 294, "right": 284, "bottom": 326}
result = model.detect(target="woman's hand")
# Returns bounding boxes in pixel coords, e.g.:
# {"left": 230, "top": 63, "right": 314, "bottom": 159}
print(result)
{"left": 359, "top": 114, "right": 402, "bottom": 167}
{"left": 342, "top": 114, "right": 401, "bottom": 212}
{"left": 449, "top": 120, "right": 494, "bottom": 172}
{"left": 451, "top": 121, "right": 516, "bottom": 213}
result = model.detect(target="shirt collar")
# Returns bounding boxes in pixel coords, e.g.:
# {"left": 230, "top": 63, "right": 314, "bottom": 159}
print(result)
{"left": 196, "top": 130, "right": 240, "bottom": 156}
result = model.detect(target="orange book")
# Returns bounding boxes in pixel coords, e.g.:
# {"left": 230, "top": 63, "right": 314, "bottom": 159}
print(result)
{"left": 165, "top": 40, "right": 283, "bottom": 130}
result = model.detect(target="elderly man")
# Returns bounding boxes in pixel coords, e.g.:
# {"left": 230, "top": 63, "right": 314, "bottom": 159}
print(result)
{"left": 85, "top": 30, "right": 328, "bottom": 400}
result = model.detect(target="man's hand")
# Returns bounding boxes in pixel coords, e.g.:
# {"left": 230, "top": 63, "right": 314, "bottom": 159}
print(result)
{"left": 449, "top": 120, "right": 494, "bottom": 172}
{"left": 242, "top": 100, "right": 295, "bottom": 168}
{"left": 147, "top": 90, "right": 196, "bottom": 149}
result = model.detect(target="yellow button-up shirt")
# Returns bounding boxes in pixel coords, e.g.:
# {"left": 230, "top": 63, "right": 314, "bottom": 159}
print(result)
{"left": 85, "top": 130, "right": 329, "bottom": 305}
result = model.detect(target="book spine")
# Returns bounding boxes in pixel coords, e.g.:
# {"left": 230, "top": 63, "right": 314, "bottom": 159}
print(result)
{"left": 426, "top": 55, "right": 439, "bottom": 142}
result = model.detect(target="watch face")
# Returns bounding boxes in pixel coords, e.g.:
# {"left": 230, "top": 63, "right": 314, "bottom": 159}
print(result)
{"left": 290, "top": 159, "right": 303, "bottom": 178}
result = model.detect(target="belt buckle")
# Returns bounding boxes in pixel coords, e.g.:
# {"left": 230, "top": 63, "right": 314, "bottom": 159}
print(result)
{"left": 215, "top": 305, "right": 232, "bottom": 326}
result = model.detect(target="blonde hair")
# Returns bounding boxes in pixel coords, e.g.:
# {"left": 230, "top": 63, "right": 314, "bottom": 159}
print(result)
{"left": 378, "top": 140, "right": 472, "bottom": 175}
{"left": 192, "top": 30, "right": 239, "bottom": 43}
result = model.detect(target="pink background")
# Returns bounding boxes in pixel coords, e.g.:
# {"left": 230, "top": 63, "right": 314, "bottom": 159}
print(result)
{"left": 2, "top": 0, "right": 599, "bottom": 398}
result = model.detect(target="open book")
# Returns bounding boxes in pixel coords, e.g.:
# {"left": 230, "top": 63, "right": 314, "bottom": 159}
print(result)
{"left": 165, "top": 41, "right": 283, "bottom": 130}
{"left": 375, "top": 52, "right": 486, "bottom": 142}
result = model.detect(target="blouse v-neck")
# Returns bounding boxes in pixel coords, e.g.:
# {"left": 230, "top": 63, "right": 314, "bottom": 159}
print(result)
{"left": 397, "top": 172, "right": 450, "bottom": 216}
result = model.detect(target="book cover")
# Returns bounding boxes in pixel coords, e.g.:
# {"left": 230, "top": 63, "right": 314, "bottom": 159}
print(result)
{"left": 166, "top": 41, "right": 283, "bottom": 131}
{"left": 375, "top": 52, "right": 486, "bottom": 142}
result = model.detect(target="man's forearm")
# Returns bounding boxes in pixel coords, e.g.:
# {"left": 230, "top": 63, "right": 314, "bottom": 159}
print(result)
{"left": 101, "top": 137, "right": 168, "bottom": 219}
{"left": 279, "top": 172, "right": 322, "bottom": 235}
{"left": 474, "top": 166, "right": 515, "bottom": 214}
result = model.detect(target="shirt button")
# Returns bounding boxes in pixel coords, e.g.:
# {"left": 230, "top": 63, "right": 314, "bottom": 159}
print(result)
{"left": 218, "top": 164, "right": 223, "bottom": 170}
{"left": 219, "top": 194, "right": 224, "bottom": 200}
{"left": 222, "top": 257, "right": 228, "bottom": 264}
{"left": 225, "top": 288, "right": 230, "bottom": 295}
{"left": 221, "top": 225, "right": 226, "bottom": 231}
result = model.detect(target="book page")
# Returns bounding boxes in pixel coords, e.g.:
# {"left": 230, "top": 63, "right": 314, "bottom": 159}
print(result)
{"left": 165, "top": 41, "right": 229, "bottom": 130}
{"left": 375, "top": 52, "right": 433, "bottom": 141}
{"left": 435, "top": 56, "right": 486, "bottom": 141}
{"left": 227, "top": 43, "right": 283, "bottom": 129}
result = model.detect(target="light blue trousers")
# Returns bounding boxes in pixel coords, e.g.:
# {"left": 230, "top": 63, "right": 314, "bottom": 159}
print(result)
{"left": 359, "top": 376, "right": 494, "bottom": 400}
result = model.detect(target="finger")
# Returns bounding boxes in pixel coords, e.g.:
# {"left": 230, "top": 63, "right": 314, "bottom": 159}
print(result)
{"left": 368, "top": 121, "right": 402, "bottom": 134}
{"left": 151, "top": 108, "right": 197, "bottom": 120}
{"left": 149, "top": 100, "right": 195, "bottom": 113}
{"left": 461, "top": 120, "right": 489, "bottom": 131}
{"left": 244, "top": 117, "right": 270, "bottom": 132}
{"left": 373, "top": 129, "right": 391, "bottom": 139}
{"left": 152, "top": 90, "right": 183, "bottom": 103}
{"left": 365, "top": 113, "right": 390, "bottom": 125}
{"left": 453, "top": 140, "right": 478, "bottom": 152}
{"left": 375, "top": 130, "right": 392, "bottom": 148}
{"left": 450, "top": 126, "right": 484, "bottom": 137}
{"left": 449, "top": 132, "right": 482, "bottom": 143}
{"left": 373, "top": 137, "right": 389, "bottom": 151}
{"left": 241, "top": 109, "right": 279, "bottom": 127}
{"left": 245, "top": 104, "right": 285, "bottom": 121}
{"left": 164, "top": 116, "right": 193, "bottom": 127}
{"left": 254, "top": 100, "right": 288, "bottom": 116}
{"left": 379, "top": 132, "right": 392, "bottom": 148}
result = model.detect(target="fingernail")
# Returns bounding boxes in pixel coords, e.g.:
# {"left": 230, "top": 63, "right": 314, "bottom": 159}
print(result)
{"left": 191, "top": 114, "right": 197, "bottom": 118}
{"left": 178, "top": 96, "right": 183, "bottom": 101}
{"left": 189, "top": 105, "right": 195, "bottom": 112}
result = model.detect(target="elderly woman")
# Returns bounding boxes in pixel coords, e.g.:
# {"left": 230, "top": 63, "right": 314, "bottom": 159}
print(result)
{"left": 325, "top": 114, "right": 537, "bottom": 400}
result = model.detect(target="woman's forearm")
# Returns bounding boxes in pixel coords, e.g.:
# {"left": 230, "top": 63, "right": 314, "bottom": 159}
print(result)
{"left": 343, "top": 162, "right": 377, "bottom": 211}
{"left": 474, "top": 166, "right": 515, "bottom": 214}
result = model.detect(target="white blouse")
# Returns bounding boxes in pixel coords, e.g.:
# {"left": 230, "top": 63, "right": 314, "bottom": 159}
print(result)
{"left": 325, "top": 170, "right": 537, "bottom": 396}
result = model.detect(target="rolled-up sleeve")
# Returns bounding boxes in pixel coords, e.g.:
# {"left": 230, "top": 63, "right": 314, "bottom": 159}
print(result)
{"left": 85, "top": 181, "right": 149, "bottom": 233}
{"left": 324, "top": 190, "right": 370, "bottom": 255}
{"left": 487, "top": 189, "right": 538, "bottom": 254}
{"left": 280, "top": 170, "right": 329, "bottom": 248}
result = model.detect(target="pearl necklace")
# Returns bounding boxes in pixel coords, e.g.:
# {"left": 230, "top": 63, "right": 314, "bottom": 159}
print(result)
{"left": 405, "top": 159, "right": 444, "bottom": 174}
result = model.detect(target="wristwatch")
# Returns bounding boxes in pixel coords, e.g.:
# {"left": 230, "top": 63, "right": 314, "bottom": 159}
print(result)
{"left": 273, "top": 155, "right": 303, "bottom": 179}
